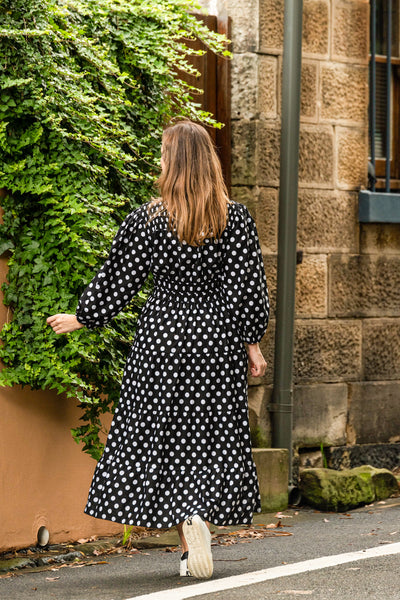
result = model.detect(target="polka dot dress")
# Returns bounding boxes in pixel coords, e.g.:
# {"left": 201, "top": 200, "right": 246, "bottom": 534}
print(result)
{"left": 76, "top": 200, "right": 269, "bottom": 528}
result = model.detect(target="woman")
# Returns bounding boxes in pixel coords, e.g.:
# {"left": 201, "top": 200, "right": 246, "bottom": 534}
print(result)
{"left": 47, "top": 121, "right": 269, "bottom": 580}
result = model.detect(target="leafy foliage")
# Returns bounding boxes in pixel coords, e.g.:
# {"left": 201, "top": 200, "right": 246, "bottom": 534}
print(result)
{"left": 0, "top": 0, "right": 229, "bottom": 459}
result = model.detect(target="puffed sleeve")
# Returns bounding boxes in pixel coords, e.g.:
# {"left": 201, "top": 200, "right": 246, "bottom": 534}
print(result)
{"left": 75, "top": 206, "right": 152, "bottom": 329}
{"left": 221, "top": 203, "right": 269, "bottom": 344}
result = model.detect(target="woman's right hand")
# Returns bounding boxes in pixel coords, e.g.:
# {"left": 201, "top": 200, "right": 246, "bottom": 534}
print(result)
{"left": 247, "top": 343, "right": 267, "bottom": 377}
{"left": 46, "top": 313, "right": 84, "bottom": 334}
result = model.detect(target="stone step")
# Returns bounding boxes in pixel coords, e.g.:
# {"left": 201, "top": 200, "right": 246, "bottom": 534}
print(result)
{"left": 252, "top": 448, "right": 289, "bottom": 512}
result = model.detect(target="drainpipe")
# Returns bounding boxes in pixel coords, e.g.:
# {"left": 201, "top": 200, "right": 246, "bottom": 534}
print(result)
{"left": 270, "top": 0, "right": 303, "bottom": 504}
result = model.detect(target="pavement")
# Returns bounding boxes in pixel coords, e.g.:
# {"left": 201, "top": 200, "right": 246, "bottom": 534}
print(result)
{"left": 1, "top": 498, "right": 400, "bottom": 599}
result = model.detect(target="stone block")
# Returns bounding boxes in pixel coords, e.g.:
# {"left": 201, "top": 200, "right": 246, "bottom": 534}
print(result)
{"left": 300, "top": 466, "right": 397, "bottom": 512}
{"left": 332, "top": 0, "right": 369, "bottom": 63}
{"left": 329, "top": 255, "right": 400, "bottom": 318}
{"left": 295, "top": 254, "right": 327, "bottom": 318}
{"left": 256, "top": 187, "right": 278, "bottom": 254}
{"left": 336, "top": 126, "right": 368, "bottom": 189}
{"left": 299, "top": 126, "right": 334, "bottom": 186}
{"left": 228, "top": 0, "right": 259, "bottom": 52}
{"left": 348, "top": 382, "right": 400, "bottom": 445}
{"left": 293, "top": 383, "right": 348, "bottom": 447}
{"left": 299, "top": 450, "right": 324, "bottom": 469}
{"left": 363, "top": 319, "right": 400, "bottom": 381}
{"left": 297, "top": 190, "right": 358, "bottom": 253}
{"left": 258, "top": 56, "right": 278, "bottom": 119}
{"left": 257, "top": 124, "right": 281, "bottom": 186}
{"left": 230, "top": 186, "right": 257, "bottom": 216}
{"left": 301, "top": 61, "right": 318, "bottom": 120}
{"left": 252, "top": 448, "right": 289, "bottom": 512}
{"left": 231, "top": 54, "right": 278, "bottom": 121}
{"left": 354, "top": 466, "right": 399, "bottom": 502}
{"left": 248, "top": 384, "right": 272, "bottom": 447}
{"left": 303, "top": 0, "right": 329, "bottom": 56}
{"left": 231, "top": 120, "right": 257, "bottom": 185}
{"left": 259, "top": 0, "right": 284, "bottom": 52}
{"left": 360, "top": 224, "right": 400, "bottom": 255}
{"left": 321, "top": 64, "right": 368, "bottom": 123}
{"left": 328, "top": 443, "right": 400, "bottom": 472}
{"left": 231, "top": 53, "right": 258, "bottom": 120}
{"left": 294, "top": 320, "right": 362, "bottom": 383}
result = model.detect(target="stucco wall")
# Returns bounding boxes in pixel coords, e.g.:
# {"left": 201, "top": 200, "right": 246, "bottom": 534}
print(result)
{"left": 0, "top": 386, "right": 122, "bottom": 552}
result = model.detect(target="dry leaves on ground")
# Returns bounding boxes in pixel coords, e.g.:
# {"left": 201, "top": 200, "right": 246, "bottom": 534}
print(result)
{"left": 211, "top": 522, "right": 293, "bottom": 546}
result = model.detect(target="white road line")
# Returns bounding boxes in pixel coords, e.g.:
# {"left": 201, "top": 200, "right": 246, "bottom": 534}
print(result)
{"left": 125, "top": 542, "right": 400, "bottom": 600}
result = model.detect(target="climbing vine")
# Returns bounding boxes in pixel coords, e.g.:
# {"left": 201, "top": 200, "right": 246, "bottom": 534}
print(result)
{"left": 0, "top": 0, "right": 229, "bottom": 459}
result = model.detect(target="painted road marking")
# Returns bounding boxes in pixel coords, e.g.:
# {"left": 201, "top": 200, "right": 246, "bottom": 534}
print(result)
{"left": 125, "top": 542, "right": 400, "bottom": 600}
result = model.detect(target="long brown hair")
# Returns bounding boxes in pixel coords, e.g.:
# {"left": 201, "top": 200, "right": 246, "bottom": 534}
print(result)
{"left": 149, "top": 121, "right": 231, "bottom": 246}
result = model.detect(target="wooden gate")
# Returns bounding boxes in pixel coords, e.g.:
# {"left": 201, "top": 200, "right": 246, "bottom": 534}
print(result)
{"left": 179, "top": 14, "right": 231, "bottom": 193}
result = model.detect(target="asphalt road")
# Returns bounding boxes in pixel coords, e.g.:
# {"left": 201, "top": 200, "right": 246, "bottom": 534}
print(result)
{"left": 1, "top": 498, "right": 400, "bottom": 600}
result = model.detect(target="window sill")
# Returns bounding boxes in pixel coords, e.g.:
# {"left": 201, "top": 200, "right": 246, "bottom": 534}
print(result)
{"left": 359, "top": 190, "right": 400, "bottom": 223}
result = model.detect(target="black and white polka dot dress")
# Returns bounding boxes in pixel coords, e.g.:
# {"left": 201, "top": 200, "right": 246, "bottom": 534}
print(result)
{"left": 76, "top": 200, "right": 269, "bottom": 528}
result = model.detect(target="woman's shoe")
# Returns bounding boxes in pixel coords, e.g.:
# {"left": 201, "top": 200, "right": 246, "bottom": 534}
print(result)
{"left": 182, "top": 514, "right": 213, "bottom": 579}
{"left": 179, "top": 550, "right": 192, "bottom": 576}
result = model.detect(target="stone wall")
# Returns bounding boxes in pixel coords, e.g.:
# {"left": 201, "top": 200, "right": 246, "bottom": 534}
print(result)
{"left": 203, "top": 0, "right": 400, "bottom": 467}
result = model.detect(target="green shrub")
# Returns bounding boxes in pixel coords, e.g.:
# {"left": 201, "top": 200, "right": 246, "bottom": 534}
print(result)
{"left": 0, "top": 0, "right": 228, "bottom": 459}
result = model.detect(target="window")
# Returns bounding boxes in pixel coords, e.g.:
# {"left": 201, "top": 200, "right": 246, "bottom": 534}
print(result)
{"left": 369, "top": 0, "right": 400, "bottom": 190}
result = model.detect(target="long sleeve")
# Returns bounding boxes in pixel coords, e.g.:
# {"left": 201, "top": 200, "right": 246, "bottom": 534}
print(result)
{"left": 221, "top": 203, "right": 269, "bottom": 344}
{"left": 76, "top": 206, "right": 152, "bottom": 329}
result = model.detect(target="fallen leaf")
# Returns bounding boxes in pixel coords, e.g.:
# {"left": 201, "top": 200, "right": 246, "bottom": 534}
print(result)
{"left": 390, "top": 531, "right": 398, "bottom": 535}
{"left": 275, "top": 513, "right": 293, "bottom": 519}
{"left": 323, "top": 518, "right": 330, "bottom": 523}
{"left": 45, "top": 577, "right": 60, "bottom": 581}
{"left": 377, "top": 501, "right": 386, "bottom": 505}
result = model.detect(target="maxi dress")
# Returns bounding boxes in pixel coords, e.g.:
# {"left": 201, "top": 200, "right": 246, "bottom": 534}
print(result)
{"left": 76, "top": 200, "right": 269, "bottom": 529}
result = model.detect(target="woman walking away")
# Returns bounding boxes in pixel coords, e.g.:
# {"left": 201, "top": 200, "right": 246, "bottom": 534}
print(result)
{"left": 47, "top": 121, "right": 269, "bottom": 580}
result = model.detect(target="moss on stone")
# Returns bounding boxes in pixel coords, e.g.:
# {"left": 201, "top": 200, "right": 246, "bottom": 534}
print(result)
{"left": 300, "top": 465, "right": 397, "bottom": 512}
{"left": 251, "top": 425, "right": 270, "bottom": 449}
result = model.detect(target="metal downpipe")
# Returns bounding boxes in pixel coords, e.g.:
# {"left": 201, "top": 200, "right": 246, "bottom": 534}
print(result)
{"left": 270, "top": 0, "right": 303, "bottom": 503}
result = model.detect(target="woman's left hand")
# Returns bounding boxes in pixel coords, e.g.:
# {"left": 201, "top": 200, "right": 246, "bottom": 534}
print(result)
{"left": 47, "top": 313, "right": 84, "bottom": 334}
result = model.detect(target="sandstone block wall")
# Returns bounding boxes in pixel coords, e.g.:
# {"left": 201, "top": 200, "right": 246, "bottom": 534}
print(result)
{"left": 219, "top": 0, "right": 400, "bottom": 460}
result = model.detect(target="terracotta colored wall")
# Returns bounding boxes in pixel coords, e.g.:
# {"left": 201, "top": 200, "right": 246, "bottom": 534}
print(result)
{"left": 0, "top": 234, "right": 122, "bottom": 551}
{"left": 0, "top": 386, "right": 122, "bottom": 552}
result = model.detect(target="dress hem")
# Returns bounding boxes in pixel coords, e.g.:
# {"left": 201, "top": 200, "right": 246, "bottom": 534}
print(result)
{"left": 83, "top": 506, "right": 262, "bottom": 530}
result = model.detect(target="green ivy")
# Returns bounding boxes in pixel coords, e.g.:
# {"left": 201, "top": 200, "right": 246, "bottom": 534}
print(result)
{"left": 0, "top": 0, "right": 229, "bottom": 459}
